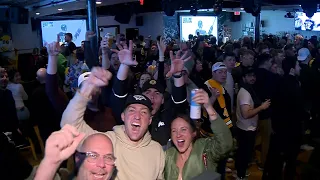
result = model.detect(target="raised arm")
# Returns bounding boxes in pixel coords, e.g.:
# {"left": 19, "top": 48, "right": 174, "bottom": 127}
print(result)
{"left": 35, "top": 125, "right": 85, "bottom": 180}
{"left": 167, "top": 50, "right": 192, "bottom": 114}
{"left": 84, "top": 31, "right": 97, "bottom": 69}
{"left": 194, "top": 90, "right": 233, "bottom": 160}
{"left": 157, "top": 36, "right": 166, "bottom": 88}
{"left": 101, "top": 37, "right": 111, "bottom": 70}
{"left": 46, "top": 40, "right": 69, "bottom": 116}
{"left": 110, "top": 40, "right": 138, "bottom": 121}
{"left": 61, "top": 67, "right": 112, "bottom": 135}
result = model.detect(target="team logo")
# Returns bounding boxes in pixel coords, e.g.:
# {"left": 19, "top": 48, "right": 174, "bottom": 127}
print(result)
{"left": 149, "top": 80, "right": 157, "bottom": 85}
{"left": 133, "top": 95, "right": 146, "bottom": 101}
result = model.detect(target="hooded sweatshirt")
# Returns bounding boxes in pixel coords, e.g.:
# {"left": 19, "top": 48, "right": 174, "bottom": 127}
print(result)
{"left": 61, "top": 92, "right": 165, "bottom": 180}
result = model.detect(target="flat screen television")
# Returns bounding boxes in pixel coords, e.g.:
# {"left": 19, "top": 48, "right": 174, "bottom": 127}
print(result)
{"left": 41, "top": 19, "right": 87, "bottom": 47}
{"left": 295, "top": 12, "right": 320, "bottom": 31}
{"left": 179, "top": 15, "right": 218, "bottom": 41}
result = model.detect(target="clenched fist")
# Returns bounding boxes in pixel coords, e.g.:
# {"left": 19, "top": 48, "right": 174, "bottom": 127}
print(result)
{"left": 44, "top": 125, "right": 85, "bottom": 165}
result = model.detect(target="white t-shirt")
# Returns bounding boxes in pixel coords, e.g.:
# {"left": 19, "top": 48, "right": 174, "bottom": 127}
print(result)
{"left": 236, "top": 88, "right": 258, "bottom": 131}
{"left": 6, "top": 83, "right": 28, "bottom": 109}
{"left": 224, "top": 71, "right": 234, "bottom": 111}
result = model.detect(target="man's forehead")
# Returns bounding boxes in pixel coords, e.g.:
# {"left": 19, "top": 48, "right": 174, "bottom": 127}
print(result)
{"left": 144, "top": 88, "right": 161, "bottom": 93}
{"left": 83, "top": 134, "right": 112, "bottom": 149}
{"left": 215, "top": 69, "right": 227, "bottom": 73}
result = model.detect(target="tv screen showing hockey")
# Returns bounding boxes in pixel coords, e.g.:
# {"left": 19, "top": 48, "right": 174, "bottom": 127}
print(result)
{"left": 180, "top": 16, "right": 218, "bottom": 41}
{"left": 41, "top": 19, "right": 87, "bottom": 47}
{"left": 295, "top": 12, "right": 320, "bottom": 31}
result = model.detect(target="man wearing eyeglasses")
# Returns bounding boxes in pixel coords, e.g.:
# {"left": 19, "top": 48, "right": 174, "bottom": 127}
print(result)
{"left": 35, "top": 124, "right": 116, "bottom": 180}
{"left": 61, "top": 65, "right": 165, "bottom": 179}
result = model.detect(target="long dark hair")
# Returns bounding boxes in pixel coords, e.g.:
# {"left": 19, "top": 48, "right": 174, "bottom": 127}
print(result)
{"left": 171, "top": 114, "right": 200, "bottom": 142}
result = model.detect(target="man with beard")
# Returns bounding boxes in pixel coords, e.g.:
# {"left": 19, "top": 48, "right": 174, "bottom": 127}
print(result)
{"left": 235, "top": 68, "right": 271, "bottom": 179}
{"left": 35, "top": 124, "right": 116, "bottom": 180}
{"left": 60, "top": 66, "right": 165, "bottom": 179}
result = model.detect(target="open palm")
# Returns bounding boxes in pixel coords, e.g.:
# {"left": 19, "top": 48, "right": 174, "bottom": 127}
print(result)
{"left": 112, "top": 40, "right": 137, "bottom": 66}
{"left": 166, "top": 50, "right": 192, "bottom": 78}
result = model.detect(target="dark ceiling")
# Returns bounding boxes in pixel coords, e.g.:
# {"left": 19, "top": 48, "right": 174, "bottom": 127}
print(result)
{"left": 1, "top": 0, "right": 318, "bottom": 17}
{"left": 52, "top": 0, "right": 320, "bottom": 17}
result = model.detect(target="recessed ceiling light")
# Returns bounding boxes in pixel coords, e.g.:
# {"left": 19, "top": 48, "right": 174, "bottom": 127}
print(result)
{"left": 58, "top": 8, "right": 63, "bottom": 11}
{"left": 36, "top": 12, "right": 40, "bottom": 15}
{"left": 96, "top": 1, "right": 102, "bottom": 4}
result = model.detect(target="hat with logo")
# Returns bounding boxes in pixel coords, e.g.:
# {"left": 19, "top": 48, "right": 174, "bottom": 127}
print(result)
{"left": 297, "top": 48, "right": 310, "bottom": 61}
{"left": 142, "top": 79, "right": 165, "bottom": 94}
{"left": 78, "top": 72, "right": 91, "bottom": 87}
{"left": 125, "top": 94, "right": 153, "bottom": 111}
{"left": 212, "top": 62, "right": 227, "bottom": 72}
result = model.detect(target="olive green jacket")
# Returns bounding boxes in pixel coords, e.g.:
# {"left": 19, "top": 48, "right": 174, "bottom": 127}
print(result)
{"left": 164, "top": 116, "right": 233, "bottom": 180}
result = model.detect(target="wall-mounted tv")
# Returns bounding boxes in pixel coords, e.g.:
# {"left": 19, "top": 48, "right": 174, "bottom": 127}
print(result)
{"left": 295, "top": 12, "right": 320, "bottom": 31}
{"left": 41, "top": 19, "right": 87, "bottom": 47}
{"left": 179, "top": 15, "right": 218, "bottom": 41}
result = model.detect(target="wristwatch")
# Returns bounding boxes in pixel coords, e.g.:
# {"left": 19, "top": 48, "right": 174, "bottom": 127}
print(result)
{"left": 172, "top": 72, "right": 182, "bottom": 78}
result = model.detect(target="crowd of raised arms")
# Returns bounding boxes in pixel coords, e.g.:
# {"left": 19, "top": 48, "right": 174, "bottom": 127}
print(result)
{"left": 1, "top": 32, "right": 320, "bottom": 180}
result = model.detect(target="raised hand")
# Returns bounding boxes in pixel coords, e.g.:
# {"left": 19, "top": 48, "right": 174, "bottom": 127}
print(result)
{"left": 46, "top": 35, "right": 60, "bottom": 56}
{"left": 192, "top": 89, "right": 210, "bottom": 106}
{"left": 86, "top": 31, "right": 96, "bottom": 41}
{"left": 101, "top": 37, "right": 109, "bottom": 54}
{"left": 166, "top": 50, "right": 192, "bottom": 78}
{"left": 157, "top": 36, "right": 166, "bottom": 56}
{"left": 86, "top": 67, "right": 113, "bottom": 87}
{"left": 44, "top": 124, "right": 85, "bottom": 165}
{"left": 209, "top": 87, "right": 220, "bottom": 98}
{"left": 112, "top": 40, "right": 138, "bottom": 66}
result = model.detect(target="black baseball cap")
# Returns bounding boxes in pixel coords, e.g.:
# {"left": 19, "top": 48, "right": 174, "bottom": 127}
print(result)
{"left": 242, "top": 67, "right": 255, "bottom": 77}
{"left": 142, "top": 79, "right": 165, "bottom": 94}
{"left": 124, "top": 94, "right": 153, "bottom": 112}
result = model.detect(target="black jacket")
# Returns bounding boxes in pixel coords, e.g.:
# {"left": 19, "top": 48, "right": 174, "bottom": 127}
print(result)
{"left": 0, "top": 89, "right": 19, "bottom": 132}
{"left": 254, "top": 68, "right": 279, "bottom": 120}
{"left": 271, "top": 75, "right": 307, "bottom": 136}
{"left": 112, "top": 76, "right": 188, "bottom": 146}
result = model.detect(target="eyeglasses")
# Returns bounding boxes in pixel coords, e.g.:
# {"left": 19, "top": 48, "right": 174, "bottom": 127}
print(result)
{"left": 78, "top": 151, "right": 116, "bottom": 165}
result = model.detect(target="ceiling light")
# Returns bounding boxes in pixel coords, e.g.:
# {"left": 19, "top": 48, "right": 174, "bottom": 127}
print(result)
{"left": 58, "top": 8, "right": 63, "bottom": 11}
{"left": 240, "top": 8, "right": 244, "bottom": 10}
{"left": 36, "top": 12, "right": 40, "bottom": 15}
{"left": 96, "top": 1, "right": 102, "bottom": 4}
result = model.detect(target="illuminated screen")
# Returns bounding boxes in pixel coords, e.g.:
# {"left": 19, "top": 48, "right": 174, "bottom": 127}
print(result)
{"left": 295, "top": 12, "right": 320, "bottom": 31}
{"left": 41, "top": 19, "right": 87, "bottom": 47}
{"left": 179, "top": 15, "right": 218, "bottom": 41}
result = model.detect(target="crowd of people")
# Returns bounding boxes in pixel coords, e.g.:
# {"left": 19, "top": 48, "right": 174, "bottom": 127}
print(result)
{"left": 1, "top": 29, "right": 320, "bottom": 180}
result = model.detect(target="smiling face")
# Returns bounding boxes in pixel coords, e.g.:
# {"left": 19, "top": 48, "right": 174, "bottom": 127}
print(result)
{"left": 77, "top": 134, "right": 115, "bottom": 180}
{"left": 110, "top": 53, "right": 120, "bottom": 71}
{"left": 139, "top": 74, "right": 151, "bottom": 88}
{"left": 121, "top": 104, "right": 152, "bottom": 142}
{"left": 171, "top": 117, "right": 196, "bottom": 153}
{"left": 143, "top": 88, "right": 164, "bottom": 115}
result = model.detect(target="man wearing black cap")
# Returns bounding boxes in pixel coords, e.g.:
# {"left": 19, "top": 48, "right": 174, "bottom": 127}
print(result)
{"left": 60, "top": 67, "right": 165, "bottom": 179}
{"left": 112, "top": 40, "right": 190, "bottom": 148}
